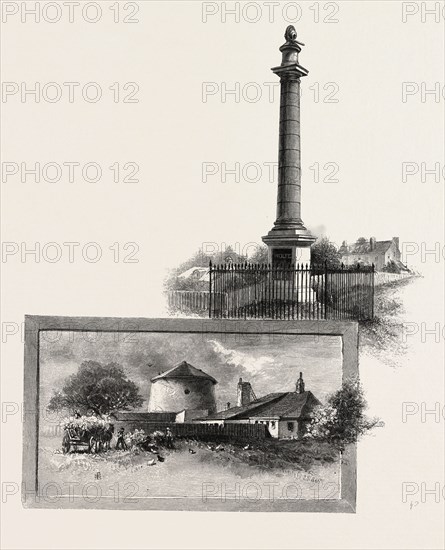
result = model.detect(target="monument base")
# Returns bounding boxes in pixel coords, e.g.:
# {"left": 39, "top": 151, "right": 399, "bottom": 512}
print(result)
{"left": 262, "top": 226, "right": 316, "bottom": 266}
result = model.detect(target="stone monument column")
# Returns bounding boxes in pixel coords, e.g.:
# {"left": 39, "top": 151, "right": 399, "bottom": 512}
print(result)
{"left": 262, "top": 26, "right": 316, "bottom": 266}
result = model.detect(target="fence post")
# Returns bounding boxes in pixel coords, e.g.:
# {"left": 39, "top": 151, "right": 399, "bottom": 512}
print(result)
{"left": 324, "top": 261, "right": 328, "bottom": 319}
{"left": 371, "top": 263, "right": 375, "bottom": 319}
{"left": 209, "top": 261, "right": 212, "bottom": 318}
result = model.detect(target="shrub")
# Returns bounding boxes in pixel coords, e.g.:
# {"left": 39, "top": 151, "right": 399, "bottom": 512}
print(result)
{"left": 124, "top": 428, "right": 149, "bottom": 449}
{"left": 307, "top": 378, "right": 380, "bottom": 449}
{"left": 382, "top": 260, "right": 401, "bottom": 274}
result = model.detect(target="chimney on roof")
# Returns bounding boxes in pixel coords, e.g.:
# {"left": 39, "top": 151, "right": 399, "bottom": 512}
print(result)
{"left": 226, "top": 402, "right": 231, "bottom": 410}
{"left": 296, "top": 372, "right": 305, "bottom": 394}
{"left": 237, "top": 378, "right": 253, "bottom": 406}
{"left": 370, "top": 237, "right": 376, "bottom": 251}
{"left": 392, "top": 237, "right": 400, "bottom": 250}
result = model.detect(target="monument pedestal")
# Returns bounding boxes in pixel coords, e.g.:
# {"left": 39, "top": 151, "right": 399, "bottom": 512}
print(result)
{"left": 262, "top": 226, "right": 316, "bottom": 303}
{"left": 262, "top": 228, "right": 315, "bottom": 266}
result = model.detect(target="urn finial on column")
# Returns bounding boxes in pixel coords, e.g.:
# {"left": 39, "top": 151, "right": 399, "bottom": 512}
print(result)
{"left": 281, "top": 25, "right": 305, "bottom": 64}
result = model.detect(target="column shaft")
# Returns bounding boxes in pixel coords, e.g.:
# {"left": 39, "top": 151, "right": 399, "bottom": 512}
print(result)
{"left": 276, "top": 74, "right": 301, "bottom": 227}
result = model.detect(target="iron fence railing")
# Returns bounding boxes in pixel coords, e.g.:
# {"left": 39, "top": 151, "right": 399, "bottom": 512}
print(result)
{"left": 209, "top": 262, "right": 375, "bottom": 321}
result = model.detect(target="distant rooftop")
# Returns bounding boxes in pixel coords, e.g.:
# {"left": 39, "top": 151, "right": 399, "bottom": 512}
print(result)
{"left": 178, "top": 266, "right": 210, "bottom": 282}
{"left": 339, "top": 240, "right": 394, "bottom": 256}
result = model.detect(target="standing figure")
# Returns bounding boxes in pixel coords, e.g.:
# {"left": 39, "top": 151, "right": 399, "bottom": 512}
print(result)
{"left": 165, "top": 427, "right": 174, "bottom": 449}
{"left": 115, "top": 427, "right": 127, "bottom": 451}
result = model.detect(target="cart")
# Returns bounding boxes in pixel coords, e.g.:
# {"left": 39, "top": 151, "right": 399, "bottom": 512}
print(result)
{"left": 62, "top": 426, "right": 100, "bottom": 454}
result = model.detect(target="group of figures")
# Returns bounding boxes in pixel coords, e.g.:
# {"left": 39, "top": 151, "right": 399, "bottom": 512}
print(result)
{"left": 61, "top": 412, "right": 175, "bottom": 455}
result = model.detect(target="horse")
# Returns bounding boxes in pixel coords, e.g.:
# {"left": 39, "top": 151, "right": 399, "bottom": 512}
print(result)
{"left": 100, "top": 423, "right": 115, "bottom": 452}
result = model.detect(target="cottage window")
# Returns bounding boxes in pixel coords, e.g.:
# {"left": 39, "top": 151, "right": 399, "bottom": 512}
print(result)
{"left": 287, "top": 422, "right": 294, "bottom": 431}
{"left": 270, "top": 421, "right": 276, "bottom": 428}
{"left": 184, "top": 388, "right": 190, "bottom": 394}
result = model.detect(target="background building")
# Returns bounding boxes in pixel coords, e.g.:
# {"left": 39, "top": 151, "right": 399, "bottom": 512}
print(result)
{"left": 201, "top": 373, "right": 321, "bottom": 439}
{"left": 339, "top": 237, "right": 408, "bottom": 272}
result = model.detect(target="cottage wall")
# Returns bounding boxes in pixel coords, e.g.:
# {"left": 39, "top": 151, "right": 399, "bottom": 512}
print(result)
{"left": 278, "top": 419, "right": 301, "bottom": 439}
{"left": 341, "top": 239, "right": 401, "bottom": 271}
{"left": 342, "top": 252, "right": 384, "bottom": 270}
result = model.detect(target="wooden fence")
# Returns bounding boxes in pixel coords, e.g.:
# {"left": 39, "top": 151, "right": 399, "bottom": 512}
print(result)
{"left": 374, "top": 272, "right": 413, "bottom": 286}
{"left": 167, "top": 290, "right": 227, "bottom": 314}
{"left": 114, "top": 420, "right": 268, "bottom": 440}
{"left": 40, "top": 424, "right": 63, "bottom": 437}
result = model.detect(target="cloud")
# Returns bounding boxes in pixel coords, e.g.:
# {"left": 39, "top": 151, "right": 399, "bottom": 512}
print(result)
{"left": 208, "top": 340, "right": 276, "bottom": 375}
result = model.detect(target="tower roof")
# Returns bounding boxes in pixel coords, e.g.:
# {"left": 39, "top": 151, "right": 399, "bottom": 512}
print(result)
{"left": 150, "top": 361, "right": 217, "bottom": 384}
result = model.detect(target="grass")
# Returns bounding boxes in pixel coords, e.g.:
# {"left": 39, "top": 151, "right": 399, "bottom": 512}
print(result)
{"left": 359, "top": 276, "right": 417, "bottom": 366}
{"left": 178, "top": 437, "right": 339, "bottom": 472}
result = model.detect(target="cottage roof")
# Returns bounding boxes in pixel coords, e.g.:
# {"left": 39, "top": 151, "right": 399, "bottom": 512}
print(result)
{"left": 203, "top": 393, "right": 284, "bottom": 420}
{"left": 205, "top": 391, "right": 321, "bottom": 421}
{"left": 151, "top": 361, "right": 217, "bottom": 384}
{"left": 240, "top": 391, "right": 320, "bottom": 419}
{"left": 339, "top": 240, "right": 393, "bottom": 256}
{"left": 178, "top": 266, "right": 210, "bottom": 282}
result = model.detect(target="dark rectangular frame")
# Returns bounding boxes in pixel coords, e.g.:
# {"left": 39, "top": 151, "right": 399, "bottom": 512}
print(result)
{"left": 23, "top": 315, "right": 358, "bottom": 512}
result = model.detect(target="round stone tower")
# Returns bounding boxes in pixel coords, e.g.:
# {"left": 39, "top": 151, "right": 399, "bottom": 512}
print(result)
{"left": 148, "top": 361, "right": 217, "bottom": 414}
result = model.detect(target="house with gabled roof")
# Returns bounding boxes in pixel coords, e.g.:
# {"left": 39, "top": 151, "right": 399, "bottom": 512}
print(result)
{"left": 198, "top": 373, "right": 321, "bottom": 439}
{"left": 339, "top": 236, "right": 408, "bottom": 272}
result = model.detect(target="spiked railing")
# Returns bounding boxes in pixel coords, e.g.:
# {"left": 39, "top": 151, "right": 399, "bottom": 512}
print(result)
{"left": 208, "top": 261, "right": 375, "bottom": 321}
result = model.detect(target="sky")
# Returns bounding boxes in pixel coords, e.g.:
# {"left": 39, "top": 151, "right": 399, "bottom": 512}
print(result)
{"left": 3, "top": 1, "right": 443, "bottom": 319}
{"left": 39, "top": 331, "right": 343, "bottom": 414}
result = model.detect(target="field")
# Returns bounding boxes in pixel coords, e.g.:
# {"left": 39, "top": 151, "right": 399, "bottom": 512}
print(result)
{"left": 37, "top": 434, "right": 341, "bottom": 503}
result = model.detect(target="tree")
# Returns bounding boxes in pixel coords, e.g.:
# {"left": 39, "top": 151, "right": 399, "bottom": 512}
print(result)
{"left": 248, "top": 244, "right": 269, "bottom": 264}
{"left": 164, "top": 245, "right": 255, "bottom": 292}
{"left": 48, "top": 361, "right": 143, "bottom": 417}
{"left": 382, "top": 260, "right": 401, "bottom": 274}
{"left": 310, "top": 237, "right": 341, "bottom": 269}
{"left": 307, "top": 378, "right": 380, "bottom": 449}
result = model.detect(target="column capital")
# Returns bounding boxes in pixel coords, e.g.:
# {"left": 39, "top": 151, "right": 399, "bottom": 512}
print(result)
{"left": 271, "top": 64, "right": 308, "bottom": 80}
{"left": 271, "top": 26, "right": 308, "bottom": 79}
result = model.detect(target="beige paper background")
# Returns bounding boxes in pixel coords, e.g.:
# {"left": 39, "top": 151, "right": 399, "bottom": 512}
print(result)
{"left": 1, "top": 1, "right": 444, "bottom": 548}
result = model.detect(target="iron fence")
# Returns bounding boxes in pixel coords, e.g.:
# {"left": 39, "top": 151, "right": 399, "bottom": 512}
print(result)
{"left": 209, "top": 262, "right": 374, "bottom": 321}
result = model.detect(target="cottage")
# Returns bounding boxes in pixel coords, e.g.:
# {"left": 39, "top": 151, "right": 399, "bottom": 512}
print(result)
{"left": 200, "top": 373, "right": 321, "bottom": 439}
{"left": 339, "top": 236, "right": 408, "bottom": 272}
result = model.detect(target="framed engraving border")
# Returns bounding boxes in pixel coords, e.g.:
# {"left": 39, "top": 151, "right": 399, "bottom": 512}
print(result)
{"left": 23, "top": 316, "right": 358, "bottom": 513}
